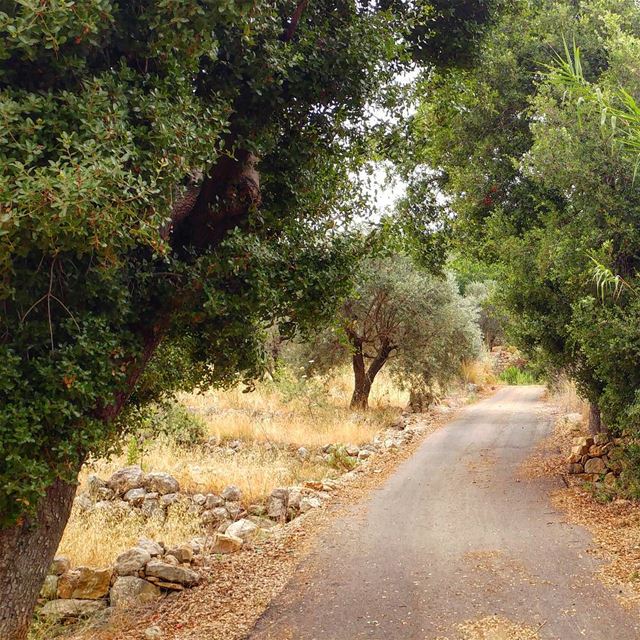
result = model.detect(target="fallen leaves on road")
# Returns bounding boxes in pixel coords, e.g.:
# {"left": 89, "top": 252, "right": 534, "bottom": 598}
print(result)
{"left": 522, "top": 396, "right": 640, "bottom": 613}
{"left": 437, "top": 615, "right": 540, "bottom": 640}
{"left": 552, "top": 487, "right": 640, "bottom": 610}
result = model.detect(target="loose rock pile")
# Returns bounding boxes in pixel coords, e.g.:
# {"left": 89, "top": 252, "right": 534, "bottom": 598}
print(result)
{"left": 40, "top": 536, "right": 203, "bottom": 619}
{"left": 490, "top": 345, "right": 526, "bottom": 374}
{"left": 566, "top": 429, "right": 621, "bottom": 484}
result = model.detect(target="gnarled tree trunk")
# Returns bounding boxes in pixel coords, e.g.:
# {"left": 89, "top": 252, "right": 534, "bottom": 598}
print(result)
{"left": 0, "top": 145, "right": 261, "bottom": 640}
{"left": 349, "top": 338, "right": 394, "bottom": 411}
{"left": 588, "top": 402, "right": 605, "bottom": 435}
{"left": 0, "top": 479, "right": 77, "bottom": 640}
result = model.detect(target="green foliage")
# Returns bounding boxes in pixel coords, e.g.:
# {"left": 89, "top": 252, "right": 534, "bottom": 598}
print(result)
{"left": 406, "top": 0, "right": 640, "bottom": 435}
{"left": 498, "top": 366, "right": 537, "bottom": 386}
{"left": 326, "top": 445, "right": 358, "bottom": 472}
{"left": 0, "top": 0, "right": 502, "bottom": 528}
{"left": 617, "top": 443, "right": 640, "bottom": 500}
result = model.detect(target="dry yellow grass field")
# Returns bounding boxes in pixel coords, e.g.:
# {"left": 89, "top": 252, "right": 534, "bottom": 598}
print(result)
{"left": 58, "top": 369, "right": 407, "bottom": 567}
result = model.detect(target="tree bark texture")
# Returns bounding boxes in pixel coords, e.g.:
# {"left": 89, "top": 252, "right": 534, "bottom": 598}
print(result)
{"left": 0, "top": 479, "right": 77, "bottom": 640}
{"left": 349, "top": 338, "right": 394, "bottom": 411}
{"left": 588, "top": 402, "right": 605, "bottom": 435}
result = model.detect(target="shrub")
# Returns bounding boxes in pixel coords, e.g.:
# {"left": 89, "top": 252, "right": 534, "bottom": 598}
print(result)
{"left": 499, "top": 366, "right": 538, "bottom": 385}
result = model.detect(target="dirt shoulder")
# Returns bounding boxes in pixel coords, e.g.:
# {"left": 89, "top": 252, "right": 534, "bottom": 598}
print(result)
{"left": 71, "top": 390, "right": 489, "bottom": 640}
{"left": 523, "top": 394, "right": 640, "bottom": 612}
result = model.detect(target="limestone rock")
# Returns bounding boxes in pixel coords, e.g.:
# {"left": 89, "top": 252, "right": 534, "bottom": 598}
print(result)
{"left": 221, "top": 485, "right": 242, "bottom": 502}
{"left": 74, "top": 493, "right": 93, "bottom": 512}
{"left": 145, "top": 471, "right": 179, "bottom": 495}
{"left": 145, "top": 560, "right": 199, "bottom": 586}
{"left": 40, "top": 575, "right": 58, "bottom": 600}
{"left": 86, "top": 474, "right": 107, "bottom": 500}
{"left": 604, "top": 472, "right": 617, "bottom": 486}
{"left": 297, "top": 446, "right": 309, "bottom": 460}
{"left": 40, "top": 598, "right": 107, "bottom": 620}
{"left": 594, "top": 433, "right": 610, "bottom": 446}
{"left": 137, "top": 538, "right": 164, "bottom": 556}
{"left": 165, "top": 545, "right": 193, "bottom": 563}
{"left": 358, "top": 449, "right": 372, "bottom": 460}
{"left": 201, "top": 508, "right": 226, "bottom": 525}
{"left": 115, "top": 547, "right": 151, "bottom": 576}
{"left": 287, "top": 487, "right": 302, "bottom": 510}
{"left": 108, "top": 465, "right": 145, "bottom": 495}
{"left": 566, "top": 463, "right": 584, "bottom": 474}
{"left": 299, "top": 496, "right": 322, "bottom": 513}
{"left": 144, "top": 625, "right": 164, "bottom": 639}
{"left": 571, "top": 444, "right": 589, "bottom": 457}
{"left": 141, "top": 497, "right": 163, "bottom": 518}
{"left": 584, "top": 457, "right": 607, "bottom": 474}
{"left": 49, "top": 556, "right": 70, "bottom": 576}
{"left": 211, "top": 533, "right": 243, "bottom": 554}
{"left": 345, "top": 444, "right": 360, "bottom": 457}
{"left": 267, "top": 496, "right": 287, "bottom": 520}
{"left": 160, "top": 492, "right": 180, "bottom": 507}
{"left": 204, "top": 493, "right": 224, "bottom": 509}
{"left": 110, "top": 576, "right": 161, "bottom": 607}
{"left": 225, "top": 501, "right": 243, "bottom": 520}
{"left": 248, "top": 503, "right": 267, "bottom": 516}
{"left": 192, "top": 493, "right": 207, "bottom": 506}
{"left": 124, "top": 487, "right": 147, "bottom": 506}
{"left": 58, "top": 567, "right": 112, "bottom": 600}
{"left": 226, "top": 518, "right": 259, "bottom": 541}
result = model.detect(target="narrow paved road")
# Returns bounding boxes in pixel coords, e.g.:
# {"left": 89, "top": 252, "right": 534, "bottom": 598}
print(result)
{"left": 249, "top": 386, "right": 640, "bottom": 639}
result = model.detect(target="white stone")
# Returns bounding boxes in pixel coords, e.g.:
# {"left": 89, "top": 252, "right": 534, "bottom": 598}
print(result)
{"left": 225, "top": 518, "right": 259, "bottom": 541}
{"left": 110, "top": 576, "right": 160, "bottom": 607}
{"left": 145, "top": 560, "right": 199, "bottom": 586}
{"left": 40, "top": 598, "right": 106, "bottom": 619}
{"left": 115, "top": 547, "right": 151, "bottom": 576}
{"left": 124, "top": 487, "right": 147, "bottom": 505}
{"left": 137, "top": 538, "right": 164, "bottom": 556}
{"left": 108, "top": 465, "right": 145, "bottom": 495}
{"left": 221, "top": 485, "right": 242, "bottom": 501}
{"left": 210, "top": 533, "right": 243, "bottom": 554}
{"left": 204, "top": 493, "right": 224, "bottom": 509}
{"left": 144, "top": 471, "right": 179, "bottom": 495}
{"left": 160, "top": 492, "right": 180, "bottom": 507}
{"left": 299, "top": 496, "right": 322, "bottom": 513}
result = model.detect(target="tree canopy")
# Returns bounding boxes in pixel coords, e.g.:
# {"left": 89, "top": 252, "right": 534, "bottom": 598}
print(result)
{"left": 405, "top": 0, "right": 640, "bottom": 433}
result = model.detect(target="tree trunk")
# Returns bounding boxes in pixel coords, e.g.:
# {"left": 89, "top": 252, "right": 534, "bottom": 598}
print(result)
{"left": 350, "top": 342, "right": 371, "bottom": 410}
{"left": 588, "top": 402, "right": 605, "bottom": 435}
{"left": 349, "top": 339, "right": 393, "bottom": 411}
{"left": 0, "top": 479, "right": 77, "bottom": 640}
{"left": 0, "top": 143, "right": 261, "bottom": 638}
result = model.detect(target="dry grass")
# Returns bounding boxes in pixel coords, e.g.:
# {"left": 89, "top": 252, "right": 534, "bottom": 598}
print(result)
{"left": 181, "top": 368, "right": 404, "bottom": 448}
{"left": 547, "top": 376, "right": 589, "bottom": 419}
{"left": 60, "top": 369, "right": 406, "bottom": 569}
{"left": 460, "top": 353, "right": 497, "bottom": 387}
{"left": 57, "top": 500, "right": 204, "bottom": 568}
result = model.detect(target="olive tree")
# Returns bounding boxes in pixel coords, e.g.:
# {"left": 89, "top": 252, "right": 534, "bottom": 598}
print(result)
{"left": 311, "top": 255, "right": 481, "bottom": 410}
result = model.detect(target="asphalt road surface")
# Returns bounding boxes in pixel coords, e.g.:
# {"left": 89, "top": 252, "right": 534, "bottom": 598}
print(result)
{"left": 249, "top": 386, "right": 640, "bottom": 640}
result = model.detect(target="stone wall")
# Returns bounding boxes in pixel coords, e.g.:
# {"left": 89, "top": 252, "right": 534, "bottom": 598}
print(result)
{"left": 566, "top": 432, "right": 622, "bottom": 485}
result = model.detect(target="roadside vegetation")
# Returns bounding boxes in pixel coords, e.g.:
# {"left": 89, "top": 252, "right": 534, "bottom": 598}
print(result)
{"left": 3, "top": 0, "right": 640, "bottom": 637}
